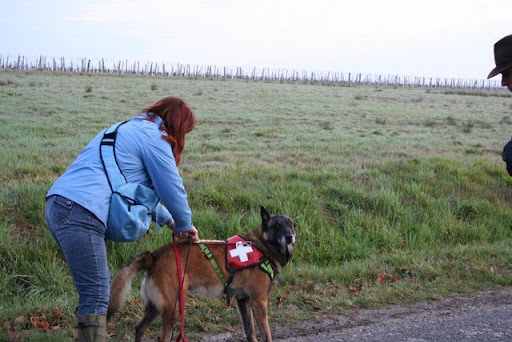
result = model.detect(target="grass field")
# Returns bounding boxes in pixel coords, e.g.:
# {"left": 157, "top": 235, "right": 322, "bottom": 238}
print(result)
{"left": 1, "top": 70, "right": 512, "bottom": 341}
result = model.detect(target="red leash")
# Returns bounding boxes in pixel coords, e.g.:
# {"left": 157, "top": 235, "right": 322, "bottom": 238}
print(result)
{"left": 173, "top": 236, "right": 188, "bottom": 342}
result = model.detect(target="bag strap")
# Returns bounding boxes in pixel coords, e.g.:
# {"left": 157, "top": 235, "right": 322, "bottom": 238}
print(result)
{"left": 100, "top": 121, "right": 129, "bottom": 192}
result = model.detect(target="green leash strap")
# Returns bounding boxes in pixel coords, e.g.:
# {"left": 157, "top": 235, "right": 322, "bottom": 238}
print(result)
{"left": 198, "top": 243, "right": 227, "bottom": 286}
{"left": 259, "top": 259, "right": 275, "bottom": 280}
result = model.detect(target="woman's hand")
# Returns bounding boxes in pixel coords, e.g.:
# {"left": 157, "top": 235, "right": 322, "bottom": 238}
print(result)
{"left": 173, "top": 225, "right": 199, "bottom": 243}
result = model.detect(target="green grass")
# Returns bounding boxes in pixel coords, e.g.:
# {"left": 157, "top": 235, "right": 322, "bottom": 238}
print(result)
{"left": 1, "top": 70, "right": 512, "bottom": 340}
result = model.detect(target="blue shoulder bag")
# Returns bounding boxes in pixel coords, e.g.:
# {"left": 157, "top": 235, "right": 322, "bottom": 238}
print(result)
{"left": 100, "top": 121, "right": 160, "bottom": 242}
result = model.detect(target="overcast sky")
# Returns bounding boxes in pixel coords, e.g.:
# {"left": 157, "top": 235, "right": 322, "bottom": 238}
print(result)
{"left": 1, "top": 0, "right": 510, "bottom": 81}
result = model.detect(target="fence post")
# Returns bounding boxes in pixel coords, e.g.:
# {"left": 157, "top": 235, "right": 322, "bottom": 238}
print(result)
{"left": 0, "top": 55, "right": 504, "bottom": 89}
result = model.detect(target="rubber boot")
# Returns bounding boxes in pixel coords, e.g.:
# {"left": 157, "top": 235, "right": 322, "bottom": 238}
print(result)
{"left": 77, "top": 314, "right": 107, "bottom": 342}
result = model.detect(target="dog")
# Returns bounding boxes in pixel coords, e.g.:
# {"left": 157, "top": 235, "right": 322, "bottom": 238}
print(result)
{"left": 107, "top": 206, "right": 296, "bottom": 342}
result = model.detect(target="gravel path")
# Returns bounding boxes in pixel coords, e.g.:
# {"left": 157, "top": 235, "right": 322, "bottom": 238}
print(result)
{"left": 199, "top": 287, "right": 512, "bottom": 342}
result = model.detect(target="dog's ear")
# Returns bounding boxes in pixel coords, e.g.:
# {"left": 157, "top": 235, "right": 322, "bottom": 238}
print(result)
{"left": 260, "top": 206, "right": 270, "bottom": 231}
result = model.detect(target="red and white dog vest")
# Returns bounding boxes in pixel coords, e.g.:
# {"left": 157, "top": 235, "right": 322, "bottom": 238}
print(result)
{"left": 226, "top": 235, "right": 264, "bottom": 271}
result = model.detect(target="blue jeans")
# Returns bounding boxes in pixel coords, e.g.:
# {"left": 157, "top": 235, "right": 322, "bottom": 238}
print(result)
{"left": 45, "top": 195, "right": 110, "bottom": 316}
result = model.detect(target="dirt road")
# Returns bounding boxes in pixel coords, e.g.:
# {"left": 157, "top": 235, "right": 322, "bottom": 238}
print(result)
{"left": 200, "top": 287, "right": 512, "bottom": 342}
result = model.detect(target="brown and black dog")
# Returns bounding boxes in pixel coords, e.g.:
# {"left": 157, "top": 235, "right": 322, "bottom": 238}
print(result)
{"left": 107, "top": 206, "right": 296, "bottom": 342}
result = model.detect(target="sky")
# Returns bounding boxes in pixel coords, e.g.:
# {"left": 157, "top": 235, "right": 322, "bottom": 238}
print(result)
{"left": 1, "top": 0, "right": 511, "bottom": 81}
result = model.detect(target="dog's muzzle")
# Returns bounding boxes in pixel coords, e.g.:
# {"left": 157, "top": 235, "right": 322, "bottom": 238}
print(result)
{"left": 279, "top": 234, "right": 296, "bottom": 257}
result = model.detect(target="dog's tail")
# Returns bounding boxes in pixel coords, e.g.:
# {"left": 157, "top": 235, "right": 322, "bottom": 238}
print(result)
{"left": 107, "top": 252, "right": 154, "bottom": 320}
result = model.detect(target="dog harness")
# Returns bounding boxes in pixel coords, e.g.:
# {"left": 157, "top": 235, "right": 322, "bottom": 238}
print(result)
{"left": 198, "top": 235, "right": 275, "bottom": 305}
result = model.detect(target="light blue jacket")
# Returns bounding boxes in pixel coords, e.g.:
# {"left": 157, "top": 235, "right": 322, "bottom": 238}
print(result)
{"left": 46, "top": 113, "right": 193, "bottom": 232}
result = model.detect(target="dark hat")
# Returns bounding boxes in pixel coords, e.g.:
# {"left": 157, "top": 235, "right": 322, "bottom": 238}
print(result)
{"left": 488, "top": 34, "right": 512, "bottom": 79}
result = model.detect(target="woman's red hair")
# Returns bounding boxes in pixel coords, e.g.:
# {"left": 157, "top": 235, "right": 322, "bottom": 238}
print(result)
{"left": 143, "top": 96, "right": 196, "bottom": 165}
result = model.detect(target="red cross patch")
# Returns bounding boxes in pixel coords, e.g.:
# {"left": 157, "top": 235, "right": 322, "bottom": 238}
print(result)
{"left": 226, "top": 235, "right": 264, "bottom": 270}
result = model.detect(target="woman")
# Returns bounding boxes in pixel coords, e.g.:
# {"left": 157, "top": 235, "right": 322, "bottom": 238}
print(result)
{"left": 45, "top": 96, "right": 199, "bottom": 341}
